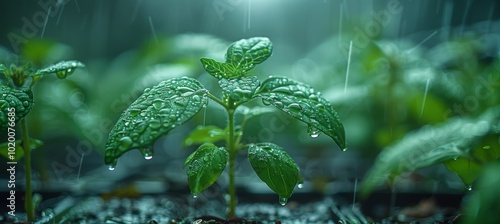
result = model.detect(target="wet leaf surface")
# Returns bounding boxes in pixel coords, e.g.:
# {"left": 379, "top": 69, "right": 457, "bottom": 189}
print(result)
{"left": 219, "top": 76, "right": 260, "bottom": 104}
{"left": 105, "top": 77, "right": 208, "bottom": 166}
{"left": 35, "top": 60, "right": 85, "bottom": 79}
{"left": 254, "top": 77, "right": 346, "bottom": 150}
{"left": 0, "top": 83, "right": 33, "bottom": 130}
{"left": 185, "top": 143, "right": 228, "bottom": 195}
{"left": 248, "top": 143, "right": 300, "bottom": 199}
{"left": 225, "top": 37, "right": 273, "bottom": 74}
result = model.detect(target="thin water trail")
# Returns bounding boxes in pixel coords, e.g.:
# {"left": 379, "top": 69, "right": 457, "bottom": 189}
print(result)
{"left": 344, "top": 40, "right": 353, "bottom": 94}
{"left": 460, "top": 0, "right": 474, "bottom": 35}
{"left": 441, "top": 1, "right": 454, "bottom": 40}
{"left": 420, "top": 78, "right": 431, "bottom": 117}
{"left": 56, "top": 3, "right": 65, "bottom": 25}
{"left": 76, "top": 154, "right": 84, "bottom": 182}
{"left": 74, "top": 0, "right": 81, "bottom": 13}
{"left": 247, "top": 0, "right": 251, "bottom": 30}
{"left": 148, "top": 16, "right": 158, "bottom": 44}
{"left": 338, "top": 3, "right": 343, "bottom": 45}
{"left": 352, "top": 178, "right": 358, "bottom": 211}
{"left": 41, "top": 6, "right": 52, "bottom": 38}
{"left": 408, "top": 31, "right": 438, "bottom": 53}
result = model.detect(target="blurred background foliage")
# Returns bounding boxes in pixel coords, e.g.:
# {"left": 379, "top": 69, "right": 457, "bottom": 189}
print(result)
{"left": 0, "top": 0, "right": 499, "bottom": 219}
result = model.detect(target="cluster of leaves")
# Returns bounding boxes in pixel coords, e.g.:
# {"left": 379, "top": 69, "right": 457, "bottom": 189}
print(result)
{"left": 348, "top": 37, "right": 500, "bottom": 195}
{"left": 0, "top": 60, "right": 85, "bottom": 160}
{"left": 105, "top": 37, "right": 346, "bottom": 200}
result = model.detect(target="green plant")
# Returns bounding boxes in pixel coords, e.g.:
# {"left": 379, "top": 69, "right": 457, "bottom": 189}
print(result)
{"left": 104, "top": 37, "right": 346, "bottom": 218}
{"left": 0, "top": 60, "right": 84, "bottom": 221}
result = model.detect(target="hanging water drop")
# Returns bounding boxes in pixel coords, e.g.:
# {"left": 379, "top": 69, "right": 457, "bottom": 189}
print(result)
{"left": 307, "top": 126, "right": 320, "bottom": 138}
{"left": 297, "top": 183, "right": 304, "bottom": 189}
{"left": 193, "top": 194, "right": 198, "bottom": 199}
{"left": 108, "top": 165, "right": 115, "bottom": 171}
{"left": 141, "top": 147, "right": 154, "bottom": 160}
{"left": 56, "top": 70, "right": 67, "bottom": 79}
{"left": 465, "top": 185, "right": 472, "bottom": 191}
{"left": 278, "top": 196, "right": 288, "bottom": 206}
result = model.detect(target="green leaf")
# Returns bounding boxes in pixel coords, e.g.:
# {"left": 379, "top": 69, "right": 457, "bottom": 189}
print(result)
{"left": 254, "top": 77, "right": 346, "bottom": 150}
{"left": 248, "top": 142, "right": 300, "bottom": 198}
{"left": 35, "top": 60, "right": 85, "bottom": 79}
{"left": 104, "top": 77, "right": 208, "bottom": 166}
{"left": 445, "top": 137, "right": 500, "bottom": 185}
{"left": 182, "top": 125, "right": 226, "bottom": 147}
{"left": 200, "top": 58, "right": 238, "bottom": 79}
{"left": 360, "top": 115, "right": 496, "bottom": 197}
{"left": 185, "top": 143, "right": 228, "bottom": 195}
{"left": 0, "top": 83, "right": 33, "bottom": 130}
{"left": 0, "top": 139, "right": 44, "bottom": 161}
{"left": 219, "top": 76, "right": 260, "bottom": 103}
{"left": 225, "top": 37, "right": 273, "bottom": 73}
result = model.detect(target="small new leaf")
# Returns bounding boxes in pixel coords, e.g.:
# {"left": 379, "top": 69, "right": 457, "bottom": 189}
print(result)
{"left": 0, "top": 83, "right": 33, "bottom": 130}
{"left": 248, "top": 143, "right": 300, "bottom": 198}
{"left": 185, "top": 143, "right": 228, "bottom": 195}
{"left": 219, "top": 76, "right": 260, "bottom": 104}
{"left": 200, "top": 58, "right": 237, "bottom": 79}
{"left": 35, "top": 60, "right": 85, "bottom": 79}
{"left": 183, "top": 125, "right": 226, "bottom": 147}
{"left": 104, "top": 77, "right": 208, "bottom": 166}
{"left": 254, "top": 77, "right": 346, "bottom": 150}
{"left": 0, "top": 139, "right": 44, "bottom": 161}
{"left": 226, "top": 37, "right": 273, "bottom": 73}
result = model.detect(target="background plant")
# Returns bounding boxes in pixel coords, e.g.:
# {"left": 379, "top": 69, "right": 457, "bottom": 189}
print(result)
{"left": 0, "top": 59, "right": 84, "bottom": 221}
{"left": 104, "top": 37, "right": 346, "bottom": 218}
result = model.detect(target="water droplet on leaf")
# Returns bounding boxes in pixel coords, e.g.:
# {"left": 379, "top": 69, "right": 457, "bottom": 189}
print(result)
{"left": 307, "top": 126, "right": 320, "bottom": 138}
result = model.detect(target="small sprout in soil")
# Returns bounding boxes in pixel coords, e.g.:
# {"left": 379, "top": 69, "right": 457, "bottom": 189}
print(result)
{"left": 0, "top": 60, "right": 85, "bottom": 222}
{"left": 104, "top": 37, "right": 346, "bottom": 218}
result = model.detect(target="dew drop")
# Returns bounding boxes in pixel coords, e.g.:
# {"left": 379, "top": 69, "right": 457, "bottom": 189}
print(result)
{"left": 307, "top": 126, "right": 320, "bottom": 138}
{"left": 278, "top": 196, "right": 288, "bottom": 206}
{"left": 118, "top": 136, "right": 133, "bottom": 150}
{"left": 262, "top": 98, "right": 271, "bottom": 106}
{"left": 148, "top": 119, "right": 162, "bottom": 129}
{"left": 152, "top": 99, "right": 164, "bottom": 110}
{"left": 140, "top": 147, "right": 154, "bottom": 160}
{"left": 129, "top": 108, "right": 141, "bottom": 116}
{"left": 465, "top": 185, "right": 472, "bottom": 191}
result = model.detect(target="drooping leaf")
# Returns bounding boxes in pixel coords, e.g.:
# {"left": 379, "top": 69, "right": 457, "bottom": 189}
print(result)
{"left": 0, "top": 83, "right": 33, "bottom": 130}
{"left": 104, "top": 77, "right": 208, "bottom": 166}
{"left": 0, "top": 138, "right": 44, "bottom": 161}
{"left": 248, "top": 142, "right": 300, "bottom": 198}
{"left": 185, "top": 143, "right": 228, "bottom": 195}
{"left": 225, "top": 37, "right": 273, "bottom": 73}
{"left": 182, "top": 125, "right": 226, "bottom": 147}
{"left": 200, "top": 58, "right": 237, "bottom": 79}
{"left": 35, "top": 60, "right": 85, "bottom": 79}
{"left": 254, "top": 77, "right": 346, "bottom": 150}
{"left": 360, "top": 112, "right": 498, "bottom": 197}
{"left": 219, "top": 76, "right": 260, "bottom": 104}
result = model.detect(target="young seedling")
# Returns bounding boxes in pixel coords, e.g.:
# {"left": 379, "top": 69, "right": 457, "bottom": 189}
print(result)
{"left": 104, "top": 37, "right": 346, "bottom": 218}
{"left": 0, "top": 60, "right": 85, "bottom": 222}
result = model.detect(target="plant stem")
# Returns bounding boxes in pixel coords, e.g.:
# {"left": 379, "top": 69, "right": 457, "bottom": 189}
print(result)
{"left": 226, "top": 107, "right": 237, "bottom": 218}
{"left": 21, "top": 118, "right": 35, "bottom": 221}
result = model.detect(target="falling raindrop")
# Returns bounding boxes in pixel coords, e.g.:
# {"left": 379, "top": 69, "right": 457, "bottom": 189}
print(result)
{"left": 420, "top": 78, "right": 431, "bottom": 118}
{"left": 342, "top": 147, "right": 348, "bottom": 152}
{"left": 148, "top": 16, "right": 158, "bottom": 44}
{"left": 344, "top": 40, "right": 353, "bottom": 94}
{"left": 279, "top": 196, "right": 288, "bottom": 206}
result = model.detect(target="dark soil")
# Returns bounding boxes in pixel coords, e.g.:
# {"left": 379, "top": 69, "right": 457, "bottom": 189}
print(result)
{"left": 0, "top": 192, "right": 462, "bottom": 223}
